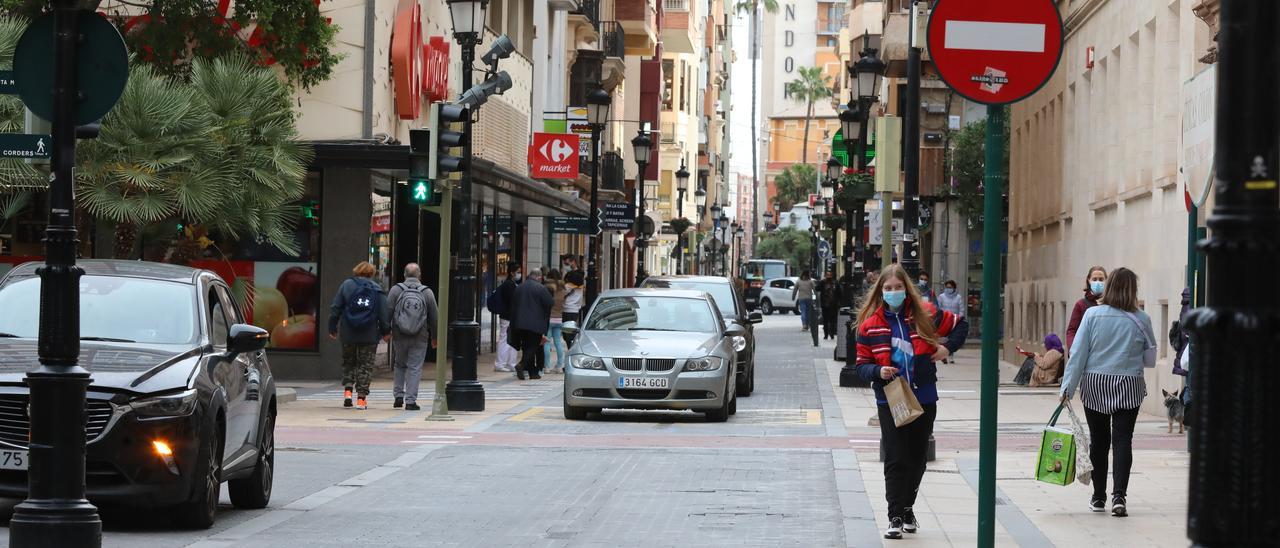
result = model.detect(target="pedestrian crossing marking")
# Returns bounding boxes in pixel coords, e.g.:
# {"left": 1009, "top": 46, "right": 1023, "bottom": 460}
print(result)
{"left": 299, "top": 385, "right": 557, "bottom": 402}
{"left": 505, "top": 407, "right": 822, "bottom": 425}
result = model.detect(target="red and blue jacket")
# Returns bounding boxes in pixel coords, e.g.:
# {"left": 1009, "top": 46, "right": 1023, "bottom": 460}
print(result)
{"left": 854, "top": 302, "right": 969, "bottom": 405}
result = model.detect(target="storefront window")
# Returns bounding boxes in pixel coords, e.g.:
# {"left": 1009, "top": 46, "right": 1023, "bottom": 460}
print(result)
{"left": 190, "top": 173, "right": 322, "bottom": 351}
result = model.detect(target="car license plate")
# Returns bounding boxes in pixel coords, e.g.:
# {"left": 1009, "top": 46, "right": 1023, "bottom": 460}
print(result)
{"left": 0, "top": 449, "right": 27, "bottom": 471}
{"left": 617, "top": 376, "right": 668, "bottom": 389}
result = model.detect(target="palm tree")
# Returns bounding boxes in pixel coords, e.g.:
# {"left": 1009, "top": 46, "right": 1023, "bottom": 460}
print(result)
{"left": 784, "top": 66, "right": 833, "bottom": 167}
{"left": 734, "top": 0, "right": 778, "bottom": 245}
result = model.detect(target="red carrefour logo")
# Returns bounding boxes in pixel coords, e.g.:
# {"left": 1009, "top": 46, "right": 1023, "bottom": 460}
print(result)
{"left": 529, "top": 133, "right": 581, "bottom": 179}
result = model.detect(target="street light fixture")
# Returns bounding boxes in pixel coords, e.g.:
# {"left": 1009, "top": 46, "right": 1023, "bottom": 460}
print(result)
{"left": 840, "top": 102, "right": 862, "bottom": 145}
{"left": 585, "top": 87, "right": 612, "bottom": 307}
{"left": 826, "top": 156, "right": 843, "bottom": 183}
{"left": 447, "top": 0, "right": 488, "bottom": 38}
{"left": 675, "top": 159, "right": 690, "bottom": 274}
{"left": 854, "top": 48, "right": 886, "bottom": 102}
{"left": 631, "top": 127, "right": 652, "bottom": 286}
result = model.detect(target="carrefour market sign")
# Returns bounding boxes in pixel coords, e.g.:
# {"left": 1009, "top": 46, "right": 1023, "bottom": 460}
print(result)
{"left": 391, "top": 4, "right": 450, "bottom": 120}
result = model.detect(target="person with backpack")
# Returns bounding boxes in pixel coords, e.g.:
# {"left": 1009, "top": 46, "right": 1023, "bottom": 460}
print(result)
{"left": 510, "top": 268, "right": 554, "bottom": 380}
{"left": 328, "top": 261, "right": 391, "bottom": 410}
{"left": 486, "top": 261, "right": 521, "bottom": 373}
{"left": 387, "top": 263, "right": 437, "bottom": 411}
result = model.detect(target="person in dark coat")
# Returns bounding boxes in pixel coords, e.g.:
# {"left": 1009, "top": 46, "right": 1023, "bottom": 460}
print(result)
{"left": 328, "top": 261, "right": 391, "bottom": 409}
{"left": 493, "top": 261, "right": 521, "bottom": 372}
{"left": 817, "top": 270, "right": 843, "bottom": 340}
{"left": 510, "top": 268, "right": 554, "bottom": 380}
{"left": 1065, "top": 266, "right": 1108, "bottom": 356}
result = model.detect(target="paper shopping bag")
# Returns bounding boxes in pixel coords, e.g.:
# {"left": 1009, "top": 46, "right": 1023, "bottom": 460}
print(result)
{"left": 1035, "top": 404, "right": 1077, "bottom": 486}
{"left": 884, "top": 376, "right": 924, "bottom": 427}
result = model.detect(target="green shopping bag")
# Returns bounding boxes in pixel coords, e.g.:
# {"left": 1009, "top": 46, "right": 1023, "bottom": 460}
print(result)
{"left": 1035, "top": 403, "right": 1076, "bottom": 486}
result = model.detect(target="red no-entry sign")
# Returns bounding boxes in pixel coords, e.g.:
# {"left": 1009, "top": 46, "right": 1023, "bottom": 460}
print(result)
{"left": 927, "top": 0, "right": 1064, "bottom": 105}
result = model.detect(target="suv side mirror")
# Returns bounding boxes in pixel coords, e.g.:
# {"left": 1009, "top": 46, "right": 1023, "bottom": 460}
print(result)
{"left": 228, "top": 324, "right": 269, "bottom": 356}
{"left": 725, "top": 323, "right": 747, "bottom": 337}
{"left": 747, "top": 311, "right": 763, "bottom": 324}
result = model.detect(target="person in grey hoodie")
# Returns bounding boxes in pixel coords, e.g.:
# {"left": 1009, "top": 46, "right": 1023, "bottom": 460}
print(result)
{"left": 1060, "top": 267, "right": 1156, "bottom": 518}
{"left": 328, "top": 261, "right": 391, "bottom": 409}
{"left": 387, "top": 263, "right": 437, "bottom": 411}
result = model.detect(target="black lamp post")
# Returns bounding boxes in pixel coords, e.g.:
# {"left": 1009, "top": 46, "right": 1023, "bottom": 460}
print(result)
{"left": 823, "top": 159, "right": 840, "bottom": 276}
{"left": 675, "top": 159, "right": 690, "bottom": 274}
{"left": 709, "top": 203, "right": 721, "bottom": 275}
{"left": 734, "top": 225, "right": 745, "bottom": 276}
{"left": 585, "top": 86, "right": 611, "bottom": 307}
{"left": 720, "top": 211, "right": 730, "bottom": 275}
{"left": 694, "top": 186, "right": 706, "bottom": 274}
{"left": 848, "top": 44, "right": 884, "bottom": 289}
{"left": 631, "top": 128, "right": 652, "bottom": 286}
{"left": 441, "top": 0, "right": 490, "bottom": 412}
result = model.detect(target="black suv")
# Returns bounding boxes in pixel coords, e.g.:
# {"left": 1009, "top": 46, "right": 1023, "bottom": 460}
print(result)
{"left": 0, "top": 260, "right": 277, "bottom": 529}
{"left": 640, "top": 276, "right": 762, "bottom": 396}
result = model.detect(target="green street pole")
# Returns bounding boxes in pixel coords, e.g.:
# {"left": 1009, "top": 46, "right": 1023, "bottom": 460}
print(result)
{"left": 977, "top": 104, "right": 1005, "bottom": 548}
{"left": 428, "top": 185, "right": 454, "bottom": 421}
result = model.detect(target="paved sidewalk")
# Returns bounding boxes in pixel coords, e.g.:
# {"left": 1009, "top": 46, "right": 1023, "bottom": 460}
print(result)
{"left": 828, "top": 352, "right": 1190, "bottom": 546}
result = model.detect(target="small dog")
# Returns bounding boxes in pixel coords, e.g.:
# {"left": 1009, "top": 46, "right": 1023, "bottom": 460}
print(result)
{"left": 1162, "top": 389, "right": 1185, "bottom": 434}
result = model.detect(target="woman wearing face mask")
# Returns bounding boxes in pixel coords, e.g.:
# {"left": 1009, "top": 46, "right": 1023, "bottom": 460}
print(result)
{"left": 854, "top": 264, "right": 969, "bottom": 539}
{"left": 1066, "top": 266, "right": 1108, "bottom": 356}
{"left": 935, "top": 281, "right": 964, "bottom": 364}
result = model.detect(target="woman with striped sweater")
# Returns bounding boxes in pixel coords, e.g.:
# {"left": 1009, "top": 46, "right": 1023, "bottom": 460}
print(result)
{"left": 1060, "top": 267, "right": 1156, "bottom": 518}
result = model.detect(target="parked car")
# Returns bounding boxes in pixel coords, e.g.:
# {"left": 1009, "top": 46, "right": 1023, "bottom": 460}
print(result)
{"left": 562, "top": 289, "right": 749, "bottom": 422}
{"left": 758, "top": 277, "right": 801, "bottom": 316}
{"left": 639, "top": 275, "right": 761, "bottom": 396}
{"left": 0, "top": 260, "right": 277, "bottom": 529}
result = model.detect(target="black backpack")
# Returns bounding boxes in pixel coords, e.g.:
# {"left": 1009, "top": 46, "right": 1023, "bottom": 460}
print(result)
{"left": 343, "top": 280, "right": 379, "bottom": 330}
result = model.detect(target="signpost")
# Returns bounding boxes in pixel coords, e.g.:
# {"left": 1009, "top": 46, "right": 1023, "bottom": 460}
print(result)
{"left": 600, "top": 201, "right": 634, "bottom": 231}
{"left": 0, "top": 70, "right": 15, "bottom": 94}
{"left": 927, "top": 2, "right": 1064, "bottom": 546}
{"left": 0, "top": 133, "right": 51, "bottom": 159}
{"left": 549, "top": 216, "right": 590, "bottom": 235}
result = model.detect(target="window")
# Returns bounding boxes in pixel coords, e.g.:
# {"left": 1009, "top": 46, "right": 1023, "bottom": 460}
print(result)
{"left": 640, "top": 280, "right": 738, "bottom": 317}
{"left": 770, "top": 280, "right": 787, "bottom": 289}
{"left": 663, "top": 59, "right": 674, "bottom": 111}
{"left": 0, "top": 276, "right": 198, "bottom": 345}
{"left": 679, "top": 61, "right": 688, "bottom": 112}
{"left": 209, "top": 288, "right": 230, "bottom": 348}
{"left": 585, "top": 296, "right": 720, "bottom": 333}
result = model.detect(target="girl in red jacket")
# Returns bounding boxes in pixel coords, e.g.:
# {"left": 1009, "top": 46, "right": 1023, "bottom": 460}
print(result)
{"left": 854, "top": 264, "right": 968, "bottom": 539}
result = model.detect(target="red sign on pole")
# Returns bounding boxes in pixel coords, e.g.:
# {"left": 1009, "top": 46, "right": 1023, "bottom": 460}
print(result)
{"left": 529, "top": 133, "right": 581, "bottom": 179}
{"left": 927, "top": 0, "right": 1064, "bottom": 105}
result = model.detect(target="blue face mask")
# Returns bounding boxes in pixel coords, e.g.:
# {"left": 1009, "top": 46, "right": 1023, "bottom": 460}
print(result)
{"left": 883, "top": 290, "right": 907, "bottom": 310}
{"left": 1090, "top": 281, "right": 1104, "bottom": 295}
{"left": 944, "top": 287, "right": 956, "bottom": 295}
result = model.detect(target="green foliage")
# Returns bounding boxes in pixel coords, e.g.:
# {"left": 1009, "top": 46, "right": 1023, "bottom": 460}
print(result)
{"left": 734, "top": 0, "right": 779, "bottom": 14}
{"left": 669, "top": 217, "right": 692, "bottom": 235}
{"left": 946, "top": 117, "right": 1010, "bottom": 229}
{"left": 784, "top": 66, "right": 833, "bottom": 165}
{"left": 834, "top": 171, "right": 875, "bottom": 211}
{"left": 97, "top": 0, "right": 340, "bottom": 90}
{"left": 755, "top": 227, "right": 813, "bottom": 272}
{"left": 773, "top": 163, "right": 817, "bottom": 210}
{"left": 0, "top": 15, "right": 43, "bottom": 192}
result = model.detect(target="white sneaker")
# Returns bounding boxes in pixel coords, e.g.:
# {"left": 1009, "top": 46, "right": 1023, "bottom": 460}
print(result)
{"left": 884, "top": 517, "right": 903, "bottom": 540}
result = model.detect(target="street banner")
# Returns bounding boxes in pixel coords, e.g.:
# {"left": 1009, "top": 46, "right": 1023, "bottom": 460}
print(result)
{"left": 601, "top": 201, "right": 634, "bottom": 230}
{"left": 530, "top": 132, "right": 580, "bottom": 179}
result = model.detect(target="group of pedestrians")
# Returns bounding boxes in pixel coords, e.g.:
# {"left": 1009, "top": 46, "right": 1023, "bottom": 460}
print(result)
{"left": 328, "top": 261, "right": 437, "bottom": 411}
{"left": 491, "top": 257, "right": 585, "bottom": 380}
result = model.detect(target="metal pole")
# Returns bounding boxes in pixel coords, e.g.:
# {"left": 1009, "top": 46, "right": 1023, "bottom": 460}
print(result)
{"left": 1187, "top": 1, "right": 1280, "bottom": 544}
{"left": 976, "top": 104, "right": 1005, "bottom": 548}
{"left": 10, "top": 2, "right": 104, "bottom": 545}
{"left": 676, "top": 191, "right": 685, "bottom": 275}
{"left": 428, "top": 188, "right": 454, "bottom": 421}
{"left": 901, "top": 0, "right": 922, "bottom": 279}
{"left": 586, "top": 125, "right": 602, "bottom": 307}
{"left": 1186, "top": 202, "right": 1198, "bottom": 290}
{"left": 880, "top": 191, "right": 893, "bottom": 270}
{"left": 445, "top": 34, "right": 484, "bottom": 411}
{"left": 634, "top": 160, "right": 647, "bottom": 286}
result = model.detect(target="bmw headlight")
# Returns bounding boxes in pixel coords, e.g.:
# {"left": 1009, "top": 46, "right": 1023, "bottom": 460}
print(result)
{"left": 570, "top": 354, "right": 606, "bottom": 370}
{"left": 130, "top": 389, "right": 199, "bottom": 417}
{"left": 683, "top": 356, "right": 725, "bottom": 372}
{"left": 732, "top": 336, "right": 747, "bottom": 352}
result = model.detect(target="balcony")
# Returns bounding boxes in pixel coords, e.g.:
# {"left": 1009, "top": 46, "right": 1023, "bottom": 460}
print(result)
{"left": 548, "top": 0, "right": 578, "bottom": 10}
{"left": 661, "top": 0, "right": 696, "bottom": 54}
{"left": 881, "top": 8, "right": 932, "bottom": 78}
{"left": 663, "top": 0, "right": 687, "bottom": 10}
{"left": 617, "top": 0, "right": 658, "bottom": 57}
{"left": 659, "top": 122, "right": 677, "bottom": 144}
{"left": 601, "top": 21, "right": 626, "bottom": 59}
{"left": 569, "top": 0, "right": 599, "bottom": 28}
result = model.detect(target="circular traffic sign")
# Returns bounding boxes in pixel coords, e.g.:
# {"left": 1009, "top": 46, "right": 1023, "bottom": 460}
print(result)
{"left": 14, "top": 12, "right": 130, "bottom": 125}
{"left": 927, "top": 0, "right": 1064, "bottom": 105}
{"left": 635, "top": 215, "right": 656, "bottom": 238}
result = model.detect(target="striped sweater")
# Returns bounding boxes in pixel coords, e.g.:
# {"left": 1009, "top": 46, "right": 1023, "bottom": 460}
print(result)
{"left": 854, "top": 302, "right": 969, "bottom": 405}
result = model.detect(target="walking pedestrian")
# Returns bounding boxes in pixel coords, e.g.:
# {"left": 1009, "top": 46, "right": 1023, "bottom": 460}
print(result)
{"left": 387, "top": 263, "right": 437, "bottom": 411}
{"left": 817, "top": 270, "right": 843, "bottom": 340}
{"left": 853, "top": 264, "right": 969, "bottom": 539}
{"left": 915, "top": 271, "right": 937, "bottom": 304}
{"left": 510, "top": 268, "right": 554, "bottom": 380}
{"left": 793, "top": 270, "right": 817, "bottom": 337}
{"left": 936, "top": 280, "right": 964, "bottom": 318}
{"left": 1065, "top": 265, "right": 1108, "bottom": 355}
{"left": 1059, "top": 267, "right": 1156, "bottom": 518}
{"left": 487, "top": 261, "right": 521, "bottom": 372}
{"left": 328, "top": 261, "right": 391, "bottom": 410}
{"left": 543, "top": 269, "right": 568, "bottom": 374}
{"left": 562, "top": 267, "right": 585, "bottom": 325}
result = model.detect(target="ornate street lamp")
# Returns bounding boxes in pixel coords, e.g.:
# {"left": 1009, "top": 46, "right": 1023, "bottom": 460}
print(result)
{"left": 826, "top": 156, "right": 843, "bottom": 183}
{"left": 585, "top": 87, "right": 611, "bottom": 306}
{"left": 447, "top": 0, "right": 488, "bottom": 40}
{"left": 854, "top": 48, "right": 886, "bottom": 103}
{"left": 675, "top": 159, "right": 690, "bottom": 274}
{"left": 631, "top": 127, "right": 652, "bottom": 286}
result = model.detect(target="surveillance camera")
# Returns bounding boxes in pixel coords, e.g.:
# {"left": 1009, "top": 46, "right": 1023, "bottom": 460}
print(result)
{"left": 482, "top": 35, "right": 515, "bottom": 69}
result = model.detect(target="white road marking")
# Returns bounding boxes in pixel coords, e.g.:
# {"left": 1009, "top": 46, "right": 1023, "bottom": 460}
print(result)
{"left": 944, "top": 20, "right": 1046, "bottom": 53}
{"left": 402, "top": 440, "right": 458, "bottom": 444}
{"left": 417, "top": 435, "right": 473, "bottom": 439}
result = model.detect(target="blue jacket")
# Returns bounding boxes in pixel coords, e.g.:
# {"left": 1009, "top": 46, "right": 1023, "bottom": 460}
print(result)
{"left": 1060, "top": 305, "right": 1155, "bottom": 398}
{"left": 328, "top": 277, "right": 391, "bottom": 345}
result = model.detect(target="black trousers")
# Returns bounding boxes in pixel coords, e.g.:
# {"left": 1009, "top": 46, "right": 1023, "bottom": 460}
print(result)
{"left": 1085, "top": 406, "right": 1139, "bottom": 499}
{"left": 878, "top": 403, "right": 937, "bottom": 519}
{"left": 516, "top": 329, "right": 545, "bottom": 374}
{"left": 821, "top": 305, "right": 839, "bottom": 338}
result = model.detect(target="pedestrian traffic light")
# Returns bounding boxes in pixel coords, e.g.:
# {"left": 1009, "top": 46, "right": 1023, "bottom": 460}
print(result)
{"left": 429, "top": 102, "right": 468, "bottom": 179}
{"left": 408, "top": 128, "right": 440, "bottom": 206}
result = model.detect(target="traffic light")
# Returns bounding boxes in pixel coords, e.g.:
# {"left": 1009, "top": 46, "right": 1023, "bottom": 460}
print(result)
{"left": 429, "top": 101, "right": 468, "bottom": 179}
{"left": 408, "top": 128, "right": 440, "bottom": 206}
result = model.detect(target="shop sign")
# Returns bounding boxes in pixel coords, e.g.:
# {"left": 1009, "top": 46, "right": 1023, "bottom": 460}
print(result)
{"left": 371, "top": 213, "right": 391, "bottom": 234}
{"left": 483, "top": 215, "right": 512, "bottom": 235}
{"left": 567, "top": 106, "right": 592, "bottom": 159}
{"left": 530, "top": 132, "right": 580, "bottom": 179}
{"left": 391, "top": 5, "right": 451, "bottom": 119}
{"left": 600, "top": 201, "right": 634, "bottom": 231}
{"left": 549, "top": 216, "right": 590, "bottom": 235}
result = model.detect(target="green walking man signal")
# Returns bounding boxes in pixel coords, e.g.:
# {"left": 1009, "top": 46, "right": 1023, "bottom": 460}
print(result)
{"left": 408, "top": 128, "right": 440, "bottom": 206}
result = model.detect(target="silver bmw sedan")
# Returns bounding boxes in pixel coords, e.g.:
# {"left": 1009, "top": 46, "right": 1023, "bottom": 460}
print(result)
{"left": 561, "top": 288, "right": 747, "bottom": 422}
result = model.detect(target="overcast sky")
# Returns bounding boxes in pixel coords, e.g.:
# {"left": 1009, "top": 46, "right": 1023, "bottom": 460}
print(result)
{"left": 727, "top": 7, "right": 756, "bottom": 220}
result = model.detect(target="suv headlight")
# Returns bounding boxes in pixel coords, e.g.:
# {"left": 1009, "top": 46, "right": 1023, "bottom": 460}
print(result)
{"left": 570, "top": 355, "right": 606, "bottom": 370}
{"left": 683, "top": 356, "right": 724, "bottom": 372}
{"left": 130, "top": 389, "right": 199, "bottom": 417}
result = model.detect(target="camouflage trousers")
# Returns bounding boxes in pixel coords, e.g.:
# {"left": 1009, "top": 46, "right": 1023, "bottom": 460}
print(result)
{"left": 341, "top": 344, "right": 377, "bottom": 396}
